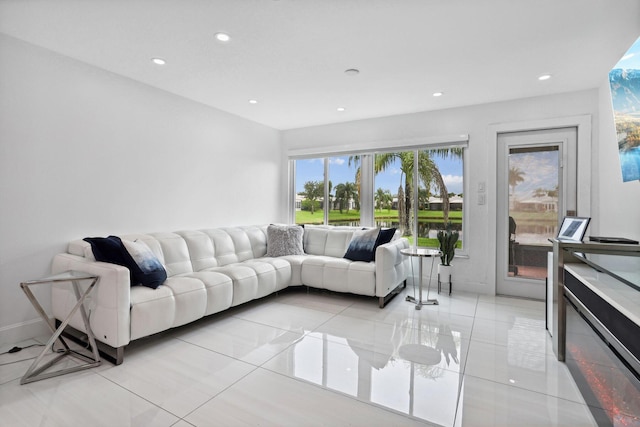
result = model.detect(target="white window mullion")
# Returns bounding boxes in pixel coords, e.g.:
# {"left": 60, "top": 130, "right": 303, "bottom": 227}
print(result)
{"left": 413, "top": 149, "right": 419, "bottom": 248}
{"left": 359, "top": 154, "right": 374, "bottom": 227}
{"left": 288, "top": 159, "right": 296, "bottom": 224}
{"left": 324, "top": 158, "right": 329, "bottom": 225}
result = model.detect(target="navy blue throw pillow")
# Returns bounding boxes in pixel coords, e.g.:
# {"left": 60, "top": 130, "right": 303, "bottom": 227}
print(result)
{"left": 344, "top": 228, "right": 380, "bottom": 262}
{"left": 83, "top": 236, "right": 166, "bottom": 289}
{"left": 374, "top": 228, "right": 396, "bottom": 251}
{"left": 83, "top": 236, "right": 134, "bottom": 282}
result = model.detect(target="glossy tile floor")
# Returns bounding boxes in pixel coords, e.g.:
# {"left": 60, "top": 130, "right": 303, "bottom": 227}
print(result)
{"left": 0, "top": 286, "right": 601, "bottom": 426}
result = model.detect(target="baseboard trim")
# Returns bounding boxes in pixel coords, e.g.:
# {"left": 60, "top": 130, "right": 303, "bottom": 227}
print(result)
{"left": 0, "top": 318, "right": 50, "bottom": 349}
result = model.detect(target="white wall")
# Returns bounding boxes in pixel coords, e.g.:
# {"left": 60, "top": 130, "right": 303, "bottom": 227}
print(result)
{"left": 596, "top": 78, "right": 640, "bottom": 240}
{"left": 282, "top": 90, "right": 612, "bottom": 295}
{"left": 0, "top": 35, "right": 283, "bottom": 345}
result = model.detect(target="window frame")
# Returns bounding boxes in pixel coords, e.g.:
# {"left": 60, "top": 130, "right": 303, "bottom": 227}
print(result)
{"left": 288, "top": 135, "right": 469, "bottom": 254}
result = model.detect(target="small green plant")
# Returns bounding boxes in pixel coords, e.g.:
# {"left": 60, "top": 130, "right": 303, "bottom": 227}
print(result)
{"left": 437, "top": 223, "right": 459, "bottom": 266}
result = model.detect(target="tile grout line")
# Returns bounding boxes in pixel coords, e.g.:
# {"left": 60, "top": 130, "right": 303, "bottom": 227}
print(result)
{"left": 451, "top": 293, "right": 478, "bottom": 427}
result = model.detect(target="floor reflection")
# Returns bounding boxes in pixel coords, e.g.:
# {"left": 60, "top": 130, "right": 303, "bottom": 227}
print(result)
{"left": 264, "top": 313, "right": 467, "bottom": 424}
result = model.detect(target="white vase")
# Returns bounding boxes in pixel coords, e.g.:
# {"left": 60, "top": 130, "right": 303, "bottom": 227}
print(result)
{"left": 437, "top": 264, "right": 453, "bottom": 294}
{"left": 438, "top": 264, "right": 452, "bottom": 283}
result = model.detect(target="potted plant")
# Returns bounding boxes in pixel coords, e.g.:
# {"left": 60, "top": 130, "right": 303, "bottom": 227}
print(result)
{"left": 437, "top": 223, "right": 459, "bottom": 291}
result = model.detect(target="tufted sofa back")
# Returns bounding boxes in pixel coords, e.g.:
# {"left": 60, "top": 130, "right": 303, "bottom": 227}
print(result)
{"left": 302, "top": 225, "right": 357, "bottom": 257}
{"left": 68, "top": 225, "right": 269, "bottom": 278}
{"left": 67, "top": 224, "right": 397, "bottom": 278}
{"left": 302, "top": 225, "right": 400, "bottom": 257}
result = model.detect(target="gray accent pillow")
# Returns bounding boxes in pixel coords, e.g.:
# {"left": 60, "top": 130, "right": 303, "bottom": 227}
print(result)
{"left": 266, "top": 224, "right": 305, "bottom": 257}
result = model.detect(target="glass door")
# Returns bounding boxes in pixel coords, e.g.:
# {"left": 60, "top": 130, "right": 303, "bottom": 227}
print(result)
{"left": 496, "top": 128, "right": 577, "bottom": 298}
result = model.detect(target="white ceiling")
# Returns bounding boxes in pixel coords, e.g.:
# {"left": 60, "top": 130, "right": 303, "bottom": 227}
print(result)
{"left": 1, "top": 0, "right": 639, "bottom": 130}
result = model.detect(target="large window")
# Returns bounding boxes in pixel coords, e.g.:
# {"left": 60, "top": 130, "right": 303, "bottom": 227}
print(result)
{"left": 292, "top": 144, "right": 465, "bottom": 248}
{"left": 294, "top": 158, "right": 325, "bottom": 223}
{"left": 328, "top": 156, "right": 361, "bottom": 226}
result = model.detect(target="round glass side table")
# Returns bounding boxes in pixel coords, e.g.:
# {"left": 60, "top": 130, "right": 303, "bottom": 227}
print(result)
{"left": 400, "top": 247, "right": 442, "bottom": 309}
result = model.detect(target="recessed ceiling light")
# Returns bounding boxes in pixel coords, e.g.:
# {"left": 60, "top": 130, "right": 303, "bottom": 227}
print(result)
{"left": 337, "top": 107, "right": 346, "bottom": 112}
{"left": 344, "top": 69, "right": 360, "bottom": 76}
{"left": 215, "top": 32, "right": 231, "bottom": 42}
{"left": 248, "top": 99, "right": 258, "bottom": 104}
{"left": 538, "top": 74, "right": 552, "bottom": 81}
{"left": 151, "top": 58, "right": 166, "bottom": 65}
{"left": 433, "top": 92, "right": 443, "bottom": 97}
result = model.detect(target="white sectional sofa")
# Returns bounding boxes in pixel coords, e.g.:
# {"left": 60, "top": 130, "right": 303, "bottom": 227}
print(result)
{"left": 50, "top": 225, "right": 410, "bottom": 364}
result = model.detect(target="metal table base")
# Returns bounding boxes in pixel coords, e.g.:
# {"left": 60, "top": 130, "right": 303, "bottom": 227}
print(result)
{"left": 20, "top": 271, "right": 101, "bottom": 385}
{"left": 402, "top": 248, "right": 442, "bottom": 310}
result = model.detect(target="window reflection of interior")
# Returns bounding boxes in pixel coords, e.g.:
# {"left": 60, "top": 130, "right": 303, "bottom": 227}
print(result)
{"left": 507, "top": 317, "right": 547, "bottom": 371}
{"left": 288, "top": 321, "right": 464, "bottom": 423}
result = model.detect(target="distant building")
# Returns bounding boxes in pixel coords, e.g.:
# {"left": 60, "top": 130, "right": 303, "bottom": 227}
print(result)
{"left": 427, "top": 196, "right": 463, "bottom": 211}
{"left": 514, "top": 196, "right": 558, "bottom": 212}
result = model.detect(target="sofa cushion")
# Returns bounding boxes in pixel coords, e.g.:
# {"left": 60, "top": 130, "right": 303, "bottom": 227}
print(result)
{"left": 266, "top": 224, "right": 304, "bottom": 257}
{"left": 344, "top": 228, "right": 379, "bottom": 262}
{"left": 325, "top": 229, "right": 355, "bottom": 257}
{"left": 148, "top": 232, "right": 193, "bottom": 277}
{"left": 129, "top": 284, "right": 175, "bottom": 340}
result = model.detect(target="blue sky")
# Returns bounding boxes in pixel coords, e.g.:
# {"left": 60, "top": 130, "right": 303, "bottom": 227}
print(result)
{"left": 614, "top": 36, "right": 640, "bottom": 70}
{"left": 295, "top": 153, "right": 464, "bottom": 196}
{"left": 509, "top": 151, "right": 558, "bottom": 199}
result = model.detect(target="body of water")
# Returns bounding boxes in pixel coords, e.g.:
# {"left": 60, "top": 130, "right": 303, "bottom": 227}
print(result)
{"left": 330, "top": 220, "right": 462, "bottom": 239}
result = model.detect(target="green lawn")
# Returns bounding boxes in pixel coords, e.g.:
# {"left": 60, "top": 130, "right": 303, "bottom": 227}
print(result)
{"left": 295, "top": 209, "right": 463, "bottom": 249}
{"left": 296, "top": 209, "right": 462, "bottom": 224}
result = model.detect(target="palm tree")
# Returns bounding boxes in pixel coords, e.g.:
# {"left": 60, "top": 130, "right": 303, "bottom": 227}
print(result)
{"left": 397, "top": 184, "right": 406, "bottom": 233}
{"left": 375, "top": 188, "right": 393, "bottom": 211}
{"left": 349, "top": 149, "right": 461, "bottom": 236}
{"left": 374, "top": 151, "right": 451, "bottom": 235}
{"left": 508, "top": 166, "right": 525, "bottom": 197}
{"left": 417, "top": 151, "right": 450, "bottom": 222}
{"left": 417, "top": 188, "right": 430, "bottom": 209}
{"left": 334, "top": 182, "right": 358, "bottom": 213}
{"left": 372, "top": 152, "right": 410, "bottom": 234}
{"left": 347, "top": 158, "right": 362, "bottom": 210}
{"left": 533, "top": 187, "right": 547, "bottom": 197}
{"left": 333, "top": 183, "right": 346, "bottom": 213}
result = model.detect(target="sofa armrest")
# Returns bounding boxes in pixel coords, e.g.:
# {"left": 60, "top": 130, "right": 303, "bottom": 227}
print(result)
{"left": 374, "top": 237, "right": 410, "bottom": 297}
{"left": 51, "top": 253, "right": 132, "bottom": 348}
